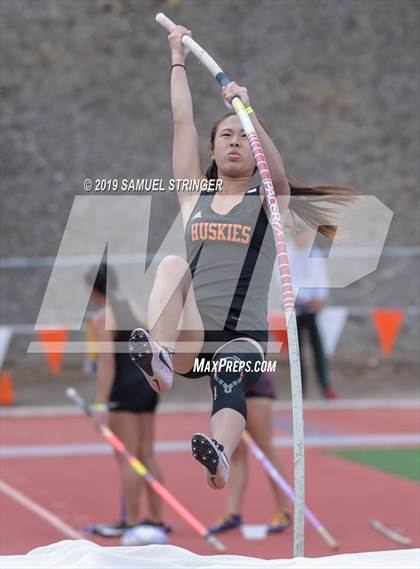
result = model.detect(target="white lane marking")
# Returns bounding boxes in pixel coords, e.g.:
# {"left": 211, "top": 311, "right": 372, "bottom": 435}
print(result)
{"left": 0, "top": 479, "right": 84, "bottom": 540}
{"left": 1, "top": 398, "right": 419, "bottom": 417}
{"left": 1, "top": 434, "right": 419, "bottom": 458}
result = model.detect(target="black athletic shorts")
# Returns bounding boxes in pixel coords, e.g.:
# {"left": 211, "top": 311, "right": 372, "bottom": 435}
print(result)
{"left": 246, "top": 371, "right": 276, "bottom": 399}
{"left": 180, "top": 328, "right": 267, "bottom": 380}
{"left": 109, "top": 372, "right": 159, "bottom": 413}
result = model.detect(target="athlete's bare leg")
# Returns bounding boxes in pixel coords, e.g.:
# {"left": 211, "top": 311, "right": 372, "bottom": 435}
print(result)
{"left": 210, "top": 408, "right": 246, "bottom": 460}
{"left": 246, "top": 397, "right": 288, "bottom": 513}
{"left": 226, "top": 439, "right": 249, "bottom": 515}
{"left": 148, "top": 255, "right": 204, "bottom": 374}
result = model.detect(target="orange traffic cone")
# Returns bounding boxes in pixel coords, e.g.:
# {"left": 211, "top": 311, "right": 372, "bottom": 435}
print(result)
{"left": 0, "top": 371, "right": 15, "bottom": 406}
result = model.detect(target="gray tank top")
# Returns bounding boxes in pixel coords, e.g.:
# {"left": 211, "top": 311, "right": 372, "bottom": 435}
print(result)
{"left": 184, "top": 186, "right": 276, "bottom": 343}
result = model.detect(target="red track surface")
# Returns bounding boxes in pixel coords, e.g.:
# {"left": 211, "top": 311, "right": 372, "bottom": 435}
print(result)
{"left": 1, "top": 408, "right": 419, "bottom": 558}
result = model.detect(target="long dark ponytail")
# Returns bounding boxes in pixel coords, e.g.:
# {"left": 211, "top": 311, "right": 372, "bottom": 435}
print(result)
{"left": 206, "top": 112, "right": 356, "bottom": 239}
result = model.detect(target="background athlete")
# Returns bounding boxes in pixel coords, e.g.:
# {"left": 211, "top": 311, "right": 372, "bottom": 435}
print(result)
{"left": 86, "top": 263, "right": 170, "bottom": 537}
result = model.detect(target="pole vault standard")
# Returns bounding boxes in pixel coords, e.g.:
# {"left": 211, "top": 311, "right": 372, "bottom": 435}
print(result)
{"left": 156, "top": 13, "right": 306, "bottom": 557}
{"left": 66, "top": 388, "right": 226, "bottom": 552}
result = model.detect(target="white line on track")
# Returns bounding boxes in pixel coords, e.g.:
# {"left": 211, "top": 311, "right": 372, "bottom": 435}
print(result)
{"left": 1, "top": 398, "right": 419, "bottom": 417}
{"left": 0, "top": 479, "right": 84, "bottom": 540}
{"left": 1, "top": 433, "right": 419, "bottom": 458}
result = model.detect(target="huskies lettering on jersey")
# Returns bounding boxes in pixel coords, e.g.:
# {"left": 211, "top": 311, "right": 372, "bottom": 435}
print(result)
{"left": 191, "top": 222, "right": 251, "bottom": 244}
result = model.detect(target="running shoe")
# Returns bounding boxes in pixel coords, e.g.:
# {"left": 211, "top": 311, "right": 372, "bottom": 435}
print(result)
{"left": 138, "top": 518, "right": 173, "bottom": 534}
{"left": 267, "top": 511, "right": 291, "bottom": 534}
{"left": 85, "top": 520, "right": 132, "bottom": 538}
{"left": 129, "top": 328, "right": 174, "bottom": 394}
{"left": 208, "top": 513, "right": 242, "bottom": 534}
{"left": 191, "top": 433, "right": 229, "bottom": 490}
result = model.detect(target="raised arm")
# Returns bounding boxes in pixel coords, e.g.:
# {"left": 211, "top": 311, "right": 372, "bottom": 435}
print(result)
{"left": 222, "top": 82, "right": 290, "bottom": 198}
{"left": 169, "top": 27, "right": 203, "bottom": 209}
